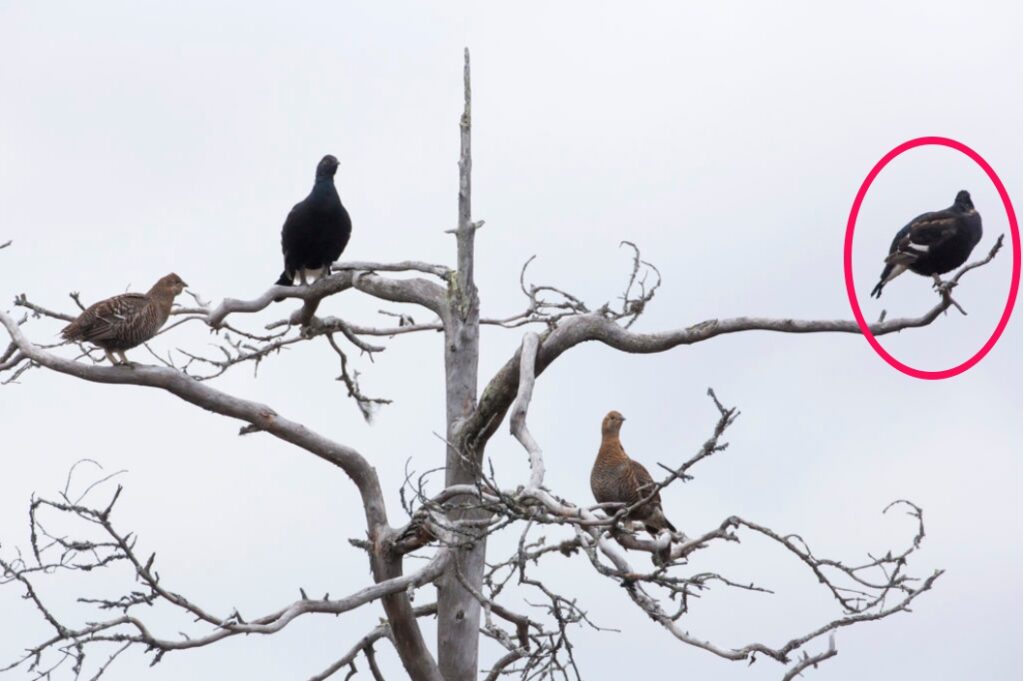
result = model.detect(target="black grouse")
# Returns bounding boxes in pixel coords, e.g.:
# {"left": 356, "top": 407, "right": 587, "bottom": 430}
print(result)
{"left": 870, "top": 190, "right": 982, "bottom": 298}
{"left": 275, "top": 154, "right": 352, "bottom": 289}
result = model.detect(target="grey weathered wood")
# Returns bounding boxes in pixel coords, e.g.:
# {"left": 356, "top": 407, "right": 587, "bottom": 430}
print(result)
{"left": 2, "top": 48, "right": 998, "bottom": 681}
{"left": 437, "top": 47, "right": 487, "bottom": 681}
{"left": 0, "top": 307, "right": 446, "bottom": 681}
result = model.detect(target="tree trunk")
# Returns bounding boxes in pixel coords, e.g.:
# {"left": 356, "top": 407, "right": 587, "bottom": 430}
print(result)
{"left": 437, "top": 48, "right": 484, "bottom": 681}
{"left": 372, "top": 550, "right": 446, "bottom": 681}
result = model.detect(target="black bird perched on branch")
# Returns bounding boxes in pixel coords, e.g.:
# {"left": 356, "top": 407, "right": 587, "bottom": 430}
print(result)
{"left": 60, "top": 273, "right": 188, "bottom": 365}
{"left": 870, "top": 190, "right": 982, "bottom": 298}
{"left": 591, "top": 411, "right": 677, "bottom": 537}
{"left": 275, "top": 154, "right": 352, "bottom": 290}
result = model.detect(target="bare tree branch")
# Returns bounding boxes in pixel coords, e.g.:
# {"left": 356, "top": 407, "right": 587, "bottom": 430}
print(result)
{"left": 204, "top": 266, "right": 447, "bottom": 329}
{"left": 1, "top": 229, "right": 972, "bottom": 681}
{"left": 0, "top": 308, "right": 444, "bottom": 681}
{"left": 508, "top": 332, "right": 543, "bottom": 489}
{"left": 13, "top": 294, "right": 77, "bottom": 322}
{"left": 0, "top": 475, "right": 447, "bottom": 678}
{"left": 0, "top": 52, "right": 975, "bottom": 681}
{"left": 455, "top": 375, "right": 944, "bottom": 676}
{"left": 781, "top": 635, "right": 837, "bottom": 681}
{"left": 306, "top": 605, "right": 439, "bottom": 681}
{"left": 460, "top": 235, "right": 1004, "bottom": 458}
{"left": 0, "top": 308, "right": 381, "bottom": 499}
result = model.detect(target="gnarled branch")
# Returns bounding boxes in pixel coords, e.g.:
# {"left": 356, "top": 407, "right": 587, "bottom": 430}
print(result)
{"left": 439, "top": 378, "right": 943, "bottom": 679}
{"left": 0, "top": 476, "right": 448, "bottom": 678}
{"left": 0, "top": 309, "right": 443, "bottom": 681}
{"left": 460, "top": 236, "right": 1005, "bottom": 458}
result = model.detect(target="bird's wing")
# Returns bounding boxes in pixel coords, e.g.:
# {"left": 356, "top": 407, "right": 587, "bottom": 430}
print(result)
{"left": 280, "top": 201, "right": 308, "bottom": 256}
{"left": 74, "top": 294, "right": 150, "bottom": 342}
{"left": 885, "top": 210, "right": 959, "bottom": 265}
{"left": 626, "top": 459, "right": 662, "bottom": 506}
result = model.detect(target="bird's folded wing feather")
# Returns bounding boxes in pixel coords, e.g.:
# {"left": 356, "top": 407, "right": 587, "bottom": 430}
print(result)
{"left": 280, "top": 200, "right": 319, "bottom": 259}
{"left": 76, "top": 294, "right": 149, "bottom": 341}
{"left": 885, "top": 212, "right": 958, "bottom": 264}
{"left": 627, "top": 460, "right": 662, "bottom": 505}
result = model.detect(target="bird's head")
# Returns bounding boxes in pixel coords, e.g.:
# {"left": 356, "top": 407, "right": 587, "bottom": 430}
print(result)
{"left": 601, "top": 410, "right": 626, "bottom": 436}
{"left": 316, "top": 154, "right": 340, "bottom": 179}
{"left": 155, "top": 273, "right": 188, "bottom": 297}
{"left": 954, "top": 190, "right": 974, "bottom": 211}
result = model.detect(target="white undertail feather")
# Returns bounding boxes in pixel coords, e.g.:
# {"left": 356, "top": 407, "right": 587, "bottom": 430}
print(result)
{"left": 653, "top": 530, "right": 673, "bottom": 552}
{"left": 298, "top": 266, "right": 331, "bottom": 285}
{"left": 883, "top": 263, "right": 908, "bottom": 285}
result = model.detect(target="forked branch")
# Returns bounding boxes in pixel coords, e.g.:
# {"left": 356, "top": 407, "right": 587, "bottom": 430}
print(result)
{"left": 0, "top": 475, "right": 447, "bottom": 679}
{"left": 450, "top": 348, "right": 943, "bottom": 679}
{"left": 460, "top": 235, "right": 1006, "bottom": 457}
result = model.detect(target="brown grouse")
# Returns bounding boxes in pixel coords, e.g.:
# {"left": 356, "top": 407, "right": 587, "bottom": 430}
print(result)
{"left": 591, "top": 411, "right": 677, "bottom": 536}
{"left": 61, "top": 273, "right": 188, "bottom": 365}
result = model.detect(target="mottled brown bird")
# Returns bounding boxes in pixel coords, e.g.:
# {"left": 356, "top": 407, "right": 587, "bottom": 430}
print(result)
{"left": 591, "top": 411, "right": 677, "bottom": 536}
{"left": 61, "top": 273, "right": 187, "bottom": 365}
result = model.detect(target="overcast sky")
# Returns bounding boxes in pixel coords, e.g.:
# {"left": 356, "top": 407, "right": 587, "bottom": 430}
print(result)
{"left": 1, "top": 2, "right": 1021, "bottom": 680}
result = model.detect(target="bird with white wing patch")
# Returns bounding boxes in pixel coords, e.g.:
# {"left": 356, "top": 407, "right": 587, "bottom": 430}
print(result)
{"left": 871, "top": 190, "right": 983, "bottom": 298}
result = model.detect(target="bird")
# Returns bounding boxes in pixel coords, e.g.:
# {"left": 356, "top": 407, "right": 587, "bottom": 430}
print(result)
{"left": 591, "top": 411, "right": 677, "bottom": 537}
{"left": 274, "top": 154, "right": 352, "bottom": 291}
{"left": 60, "top": 273, "right": 188, "bottom": 365}
{"left": 870, "top": 190, "right": 983, "bottom": 299}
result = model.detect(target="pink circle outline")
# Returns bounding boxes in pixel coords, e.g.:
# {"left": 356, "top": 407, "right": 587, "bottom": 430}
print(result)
{"left": 843, "top": 136, "right": 1022, "bottom": 380}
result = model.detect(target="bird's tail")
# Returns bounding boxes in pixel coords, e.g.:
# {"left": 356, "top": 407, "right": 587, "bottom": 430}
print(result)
{"left": 871, "top": 262, "right": 909, "bottom": 299}
{"left": 644, "top": 507, "right": 677, "bottom": 536}
{"left": 273, "top": 270, "right": 294, "bottom": 303}
{"left": 59, "top": 321, "right": 79, "bottom": 341}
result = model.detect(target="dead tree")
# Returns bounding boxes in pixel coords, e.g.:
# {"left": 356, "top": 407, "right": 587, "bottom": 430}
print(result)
{"left": 0, "top": 50, "right": 1005, "bottom": 681}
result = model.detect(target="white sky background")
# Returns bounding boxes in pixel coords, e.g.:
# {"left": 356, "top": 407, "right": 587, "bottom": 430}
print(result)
{"left": 0, "top": 2, "right": 1021, "bottom": 680}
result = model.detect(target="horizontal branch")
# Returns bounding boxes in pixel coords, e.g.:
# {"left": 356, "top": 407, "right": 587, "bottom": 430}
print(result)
{"left": 1, "top": 472, "right": 448, "bottom": 679}
{"left": 206, "top": 265, "right": 448, "bottom": 328}
{"left": 2, "top": 549, "right": 448, "bottom": 661}
{"left": 334, "top": 260, "right": 452, "bottom": 279}
{"left": 462, "top": 236, "right": 1003, "bottom": 455}
{"left": 0, "top": 308, "right": 390, "bottom": 531}
{"left": 308, "top": 604, "right": 438, "bottom": 681}
{"left": 12, "top": 294, "right": 76, "bottom": 322}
